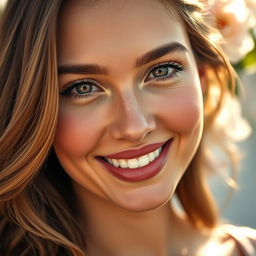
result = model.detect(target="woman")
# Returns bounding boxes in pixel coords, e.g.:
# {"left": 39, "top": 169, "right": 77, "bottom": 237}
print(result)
{"left": 0, "top": 0, "right": 255, "bottom": 255}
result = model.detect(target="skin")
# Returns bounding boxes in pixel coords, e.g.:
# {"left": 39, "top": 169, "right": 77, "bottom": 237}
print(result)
{"left": 56, "top": 0, "right": 203, "bottom": 213}
{"left": 54, "top": 0, "right": 239, "bottom": 255}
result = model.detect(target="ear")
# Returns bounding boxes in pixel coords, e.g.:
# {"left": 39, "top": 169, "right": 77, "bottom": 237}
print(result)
{"left": 198, "top": 66, "right": 207, "bottom": 94}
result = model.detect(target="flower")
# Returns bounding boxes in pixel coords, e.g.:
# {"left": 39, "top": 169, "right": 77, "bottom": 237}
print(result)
{"left": 209, "top": 0, "right": 256, "bottom": 63}
{"left": 245, "top": 0, "right": 256, "bottom": 14}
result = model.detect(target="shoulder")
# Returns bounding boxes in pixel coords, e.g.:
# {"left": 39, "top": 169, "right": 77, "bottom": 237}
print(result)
{"left": 177, "top": 216, "right": 256, "bottom": 256}
{"left": 212, "top": 224, "right": 256, "bottom": 256}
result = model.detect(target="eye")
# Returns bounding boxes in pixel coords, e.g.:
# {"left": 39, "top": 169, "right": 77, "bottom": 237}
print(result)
{"left": 146, "top": 62, "right": 184, "bottom": 82}
{"left": 60, "top": 79, "right": 103, "bottom": 100}
{"left": 75, "top": 83, "right": 93, "bottom": 94}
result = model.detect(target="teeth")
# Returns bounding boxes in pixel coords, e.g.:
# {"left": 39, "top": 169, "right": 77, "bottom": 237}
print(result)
{"left": 148, "top": 152, "right": 155, "bottom": 162}
{"left": 119, "top": 159, "right": 128, "bottom": 168}
{"left": 105, "top": 146, "right": 163, "bottom": 169}
{"left": 154, "top": 149, "right": 160, "bottom": 158}
{"left": 138, "top": 155, "right": 149, "bottom": 167}
{"left": 107, "top": 158, "right": 113, "bottom": 164}
{"left": 127, "top": 159, "right": 139, "bottom": 169}
{"left": 112, "top": 159, "right": 119, "bottom": 168}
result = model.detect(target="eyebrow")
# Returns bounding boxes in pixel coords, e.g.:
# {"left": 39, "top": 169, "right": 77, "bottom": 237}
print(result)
{"left": 58, "top": 64, "right": 108, "bottom": 75}
{"left": 135, "top": 42, "right": 188, "bottom": 68}
{"left": 58, "top": 42, "right": 188, "bottom": 75}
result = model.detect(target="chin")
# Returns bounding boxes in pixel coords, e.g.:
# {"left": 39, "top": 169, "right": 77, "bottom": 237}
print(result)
{"left": 119, "top": 198, "right": 170, "bottom": 213}
{"left": 112, "top": 187, "right": 174, "bottom": 213}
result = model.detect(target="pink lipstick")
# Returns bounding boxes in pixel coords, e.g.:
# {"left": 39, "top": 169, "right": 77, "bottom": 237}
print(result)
{"left": 96, "top": 139, "right": 172, "bottom": 182}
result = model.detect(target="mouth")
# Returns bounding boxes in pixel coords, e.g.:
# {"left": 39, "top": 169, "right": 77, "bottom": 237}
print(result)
{"left": 103, "top": 145, "right": 163, "bottom": 169}
{"left": 96, "top": 139, "right": 173, "bottom": 182}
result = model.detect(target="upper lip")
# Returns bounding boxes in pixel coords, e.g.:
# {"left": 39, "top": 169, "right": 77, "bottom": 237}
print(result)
{"left": 102, "top": 139, "right": 170, "bottom": 159}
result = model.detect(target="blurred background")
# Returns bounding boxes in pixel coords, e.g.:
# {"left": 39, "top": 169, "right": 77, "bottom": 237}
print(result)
{"left": 0, "top": 0, "right": 256, "bottom": 227}
{"left": 210, "top": 71, "right": 256, "bottom": 229}
{"left": 206, "top": 0, "right": 256, "bottom": 228}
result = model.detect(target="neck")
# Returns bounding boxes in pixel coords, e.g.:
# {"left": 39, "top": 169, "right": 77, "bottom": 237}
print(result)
{"left": 74, "top": 184, "right": 200, "bottom": 256}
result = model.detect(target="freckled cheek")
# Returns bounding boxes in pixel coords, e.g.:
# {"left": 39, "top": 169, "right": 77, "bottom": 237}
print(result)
{"left": 153, "top": 87, "right": 203, "bottom": 133}
{"left": 54, "top": 106, "right": 105, "bottom": 156}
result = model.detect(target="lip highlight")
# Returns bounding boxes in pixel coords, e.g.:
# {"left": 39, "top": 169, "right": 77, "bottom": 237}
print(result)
{"left": 96, "top": 139, "right": 172, "bottom": 182}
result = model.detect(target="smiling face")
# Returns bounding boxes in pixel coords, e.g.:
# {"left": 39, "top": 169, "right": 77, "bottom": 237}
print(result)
{"left": 54, "top": 0, "right": 204, "bottom": 211}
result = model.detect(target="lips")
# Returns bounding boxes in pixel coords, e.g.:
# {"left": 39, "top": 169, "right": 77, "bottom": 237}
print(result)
{"left": 104, "top": 141, "right": 167, "bottom": 159}
{"left": 96, "top": 139, "right": 172, "bottom": 182}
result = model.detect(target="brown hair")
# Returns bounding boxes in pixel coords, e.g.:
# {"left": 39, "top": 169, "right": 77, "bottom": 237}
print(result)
{"left": 0, "top": 0, "right": 237, "bottom": 255}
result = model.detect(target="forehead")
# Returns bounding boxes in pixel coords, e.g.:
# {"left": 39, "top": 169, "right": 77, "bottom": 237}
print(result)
{"left": 57, "top": 0, "right": 190, "bottom": 66}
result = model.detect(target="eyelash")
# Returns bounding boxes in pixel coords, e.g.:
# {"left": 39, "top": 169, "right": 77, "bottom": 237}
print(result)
{"left": 60, "top": 61, "right": 184, "bottom": 100}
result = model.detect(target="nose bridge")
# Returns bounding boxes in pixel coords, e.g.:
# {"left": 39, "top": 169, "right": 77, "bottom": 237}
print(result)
{"left": 110, "top": 89, "right": 155, "bottom": 141}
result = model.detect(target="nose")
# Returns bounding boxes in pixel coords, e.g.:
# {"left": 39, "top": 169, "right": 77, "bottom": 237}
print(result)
{"left": 109, "top": 91, "right": 156, "bottom": 142}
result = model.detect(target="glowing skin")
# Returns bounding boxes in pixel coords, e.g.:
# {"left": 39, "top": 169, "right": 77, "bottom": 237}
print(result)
{"left": 55, "top": 0, "right": 203, "bottom": 212}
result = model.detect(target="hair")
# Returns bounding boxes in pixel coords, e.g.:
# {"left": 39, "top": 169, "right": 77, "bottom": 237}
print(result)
{"left": 0, "top": 0, "right": 237, "bottom": 255}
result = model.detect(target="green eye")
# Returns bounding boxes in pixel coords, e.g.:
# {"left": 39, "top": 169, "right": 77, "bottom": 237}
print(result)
{"left": 60, "top": 79, "right": 103, "bottom": 99}
{"left": 146, "top": 62, "right": 184, "bottom": 82}
{"left": 75, "top": 83, "right": 93, "bottom": 94}
{"left": 152, "top": 66, "right": 169, "bottom": 77}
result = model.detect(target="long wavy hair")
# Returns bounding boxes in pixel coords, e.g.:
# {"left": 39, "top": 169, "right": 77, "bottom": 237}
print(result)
{"left": 0, "top": 0, "right": 237, "bottom": 255}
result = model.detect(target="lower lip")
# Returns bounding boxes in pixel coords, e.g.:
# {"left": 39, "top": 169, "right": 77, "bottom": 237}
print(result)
{"left": 96, "top": 139, "right": 172, "bottom": 182}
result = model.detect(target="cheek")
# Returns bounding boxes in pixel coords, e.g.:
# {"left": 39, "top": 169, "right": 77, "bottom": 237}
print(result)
{"left": 153, "top": 85, "right": 203, "bottom": 133}
{"left": 54, "top": 104, "right": 105, "bottom": 155}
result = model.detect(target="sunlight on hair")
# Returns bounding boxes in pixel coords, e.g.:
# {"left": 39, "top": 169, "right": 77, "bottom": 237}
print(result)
{"left": 208, "top": 32, "right": 223, "bottom": 44}
{"left": 226, "top": 177, "right": 238, "bottom": 190}
{"left": 0, "top": 0, "right": 7, "bottom": 9}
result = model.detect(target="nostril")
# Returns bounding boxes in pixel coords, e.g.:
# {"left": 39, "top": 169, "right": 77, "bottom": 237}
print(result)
{"left": 111, "top": 128, "right": 149, "bottom": 142}
{"left": 109, "top": 94, "right": 156, "bottom": 141}
{"left": 110, "top": 115, "right": 155, "bottom": 142}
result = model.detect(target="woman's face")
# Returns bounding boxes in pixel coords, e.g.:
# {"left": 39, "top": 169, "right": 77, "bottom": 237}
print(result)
{"left": 55, "top": 0, "right": 204, "bottom": 211}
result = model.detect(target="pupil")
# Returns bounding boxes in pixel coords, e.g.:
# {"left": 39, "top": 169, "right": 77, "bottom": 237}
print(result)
{"left": 77, "top": 84, "right": 91, "bottom": 94}
{"left": 154, "top": 67, "right": 168, "bottom": 77}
